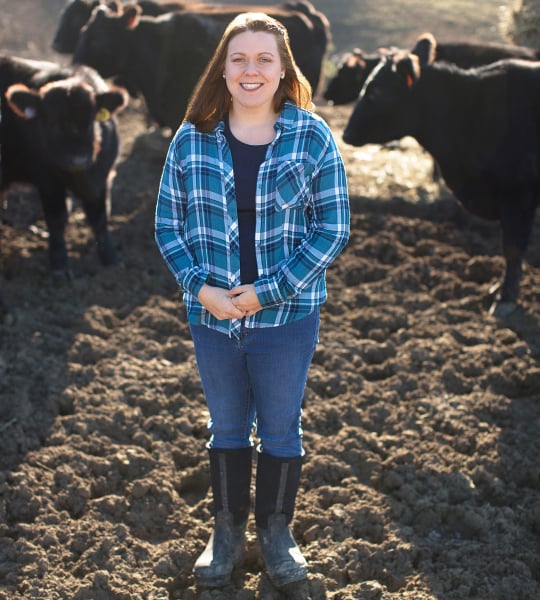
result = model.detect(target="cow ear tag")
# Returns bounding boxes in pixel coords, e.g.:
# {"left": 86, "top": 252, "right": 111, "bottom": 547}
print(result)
{"left": 96, "top": 107, "right": 111, "bottom": 122}
{"left": 406, "top": 73, "right": 414, "bottom": 88}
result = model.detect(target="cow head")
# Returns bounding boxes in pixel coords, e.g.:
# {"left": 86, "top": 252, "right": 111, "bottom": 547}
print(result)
{"left": 5, "top": 77, "right": 128, "bottom": 172}
{"left": 52, "top": 0, "right": 124, "bottom": 54}
{"left": 342, "top": 49, "right": 424, "bottom": 147}
{"left": 324, "top": 49, "right": 367, "bottom": 104}
{"left": 324, "top": 47, "right": 398, "bottom": 106}
{"left": 72, "top": 4, "right": 142, "bottom": 77}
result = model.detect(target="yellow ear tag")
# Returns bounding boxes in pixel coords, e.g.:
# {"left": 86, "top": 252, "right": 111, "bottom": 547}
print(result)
{"left": 96, "top": 107, "right": 111, "bottom": 122}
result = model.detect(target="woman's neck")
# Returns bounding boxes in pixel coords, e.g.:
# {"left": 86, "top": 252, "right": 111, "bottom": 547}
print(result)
{"left": 228, "top": 105, "right": 278, "bottom": 145}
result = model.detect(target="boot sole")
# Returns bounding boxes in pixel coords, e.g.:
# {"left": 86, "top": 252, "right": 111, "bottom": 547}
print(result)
{"left": 268, "top": 566, "right": 308, "bottom": 589}
{"left": 194, "top": 573, "right": 232, "bottom": 588}
{"left": 194, "top": 547, "right": 245, "bottom": 588}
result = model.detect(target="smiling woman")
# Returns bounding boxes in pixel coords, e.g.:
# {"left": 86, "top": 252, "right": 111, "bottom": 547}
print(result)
{"left": 183, "top": 11, "right": 312, "bottom": 133}
{"left": 224, "top": 29, "right": 286, "bottom": 140}
{"left": 155, "top": 10, "right": 350, "bottom": 591}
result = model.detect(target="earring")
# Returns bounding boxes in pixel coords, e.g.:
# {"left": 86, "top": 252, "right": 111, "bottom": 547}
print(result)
{"left": 280, "top": 72, "right": 285, "bottom": 79}
{"left": 222, "top": 73, "right": 226, "bottom": 78}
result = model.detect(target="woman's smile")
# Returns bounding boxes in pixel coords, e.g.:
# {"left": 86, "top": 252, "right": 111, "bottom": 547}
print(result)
{"left": 224, "top": 30, "right": 283, "bottom": 110}
{"left": 240, "top": 82, "right": 264, "bottom": 90}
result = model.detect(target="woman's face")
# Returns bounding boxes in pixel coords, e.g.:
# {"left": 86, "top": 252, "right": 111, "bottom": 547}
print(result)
{"left": 224, "top": 30, "right": 283, "bottom": 112}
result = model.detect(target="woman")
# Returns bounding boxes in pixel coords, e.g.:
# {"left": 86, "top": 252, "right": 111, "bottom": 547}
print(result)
{"left": 155, "top": 12, "right": 349, "bottom": 589}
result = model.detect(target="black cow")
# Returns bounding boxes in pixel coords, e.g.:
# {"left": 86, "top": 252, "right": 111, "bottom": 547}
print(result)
{"left": 53, "top": 0, "right": 121, "bottom": 54}
{"left": 52, "top": 0, "right": 192, "bottom": 54}
{"left": 342, "top": 36, "right": 540, "bottom": 317}
{"left": 0, "top": 56, "right": 129, "bottom": 279}
{"left": 324, "top": 33, "right": 540, "bottom": 105}
{"left": 324, "top": 48, "right": 384, "bottom": 105}
{"left": 71, "top": 2, "right": 329, "bottom": 129}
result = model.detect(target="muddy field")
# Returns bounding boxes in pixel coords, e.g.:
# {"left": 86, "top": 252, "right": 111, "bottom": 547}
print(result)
{"left": 1, "top": 1, "right": 539, "bottom": 599}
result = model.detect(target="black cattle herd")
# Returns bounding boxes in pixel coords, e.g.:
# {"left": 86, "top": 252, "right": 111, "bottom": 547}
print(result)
{"left": 1, "top": 0, "right": 539, "bottom": 318}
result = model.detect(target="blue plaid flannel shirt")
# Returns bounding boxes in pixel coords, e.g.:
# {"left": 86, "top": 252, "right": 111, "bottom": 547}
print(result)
{"left": 155, "top": 102, "right": 350, "bottom": 338}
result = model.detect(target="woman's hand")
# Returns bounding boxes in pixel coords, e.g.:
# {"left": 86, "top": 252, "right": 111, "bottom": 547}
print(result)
{"left": 229, "top": 284, "right": 262, "bottom": 316}
{"left": 198, "top": 284, "right": 246, "bottom": 320}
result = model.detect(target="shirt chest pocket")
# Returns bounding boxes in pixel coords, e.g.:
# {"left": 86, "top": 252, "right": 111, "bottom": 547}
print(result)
{"left": 275, "top": 162, "right": 312, "bottom": 211}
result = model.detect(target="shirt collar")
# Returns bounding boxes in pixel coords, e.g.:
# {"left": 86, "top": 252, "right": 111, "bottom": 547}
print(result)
{"left": 216, "top": 101, "right": 298, "bottom": 135}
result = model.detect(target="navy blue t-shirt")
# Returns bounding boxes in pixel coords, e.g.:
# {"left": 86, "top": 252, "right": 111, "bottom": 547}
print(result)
{"left": 224, "top": 120, "right": 269, "bottom": 284}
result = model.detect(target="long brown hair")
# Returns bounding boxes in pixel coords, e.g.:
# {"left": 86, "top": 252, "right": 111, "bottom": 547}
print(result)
{"left": 184, "top": 12, "right": 312, "bottom": 132}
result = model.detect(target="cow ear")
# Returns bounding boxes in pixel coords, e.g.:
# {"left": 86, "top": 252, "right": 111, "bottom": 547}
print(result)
{"left": 93, "top": 6, "right": 108, "bottom": 23}
{"left": 395, "top": 54, "right": 421, "bottom": 88}
{"left": 346, "top": 52, "right": 365, "bottom": 69}
{"left": 411, "top": 32, "right": 436, "bottom": 66}
{"left": 5, "top": 84, "right": 41, "bottom": 120}
{"left": 122, "top": 4, "right": 142, "bottom": 29}
{"left": 107, "top": 0, "right": 123, "bottom": 12}
{"left": 95, "top": 87, "right": 129, "bottom": 120}
{"left": 91, "top": 1, "right": 121, "bottom": 17}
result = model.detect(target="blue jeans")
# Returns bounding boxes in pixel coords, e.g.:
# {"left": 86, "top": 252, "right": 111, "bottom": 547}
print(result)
{"left": 189, "top": 308, "right": 320, "bottom": 458}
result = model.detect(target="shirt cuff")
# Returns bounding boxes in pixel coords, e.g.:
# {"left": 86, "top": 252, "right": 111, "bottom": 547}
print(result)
{"left": 181, "top": 267, "right": 209, "bottom": 298}
{"left": 254, "top": 272, "right": 296, "bottom": 307}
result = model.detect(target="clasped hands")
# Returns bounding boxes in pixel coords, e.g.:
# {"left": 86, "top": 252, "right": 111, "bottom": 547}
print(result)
{"left": 198, "top": 283, "right": 262, "bottom": 320}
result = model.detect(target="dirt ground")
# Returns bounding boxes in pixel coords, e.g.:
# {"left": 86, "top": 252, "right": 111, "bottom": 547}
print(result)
{"left": 1, "top": 1, "right": 539, "bottom": 599}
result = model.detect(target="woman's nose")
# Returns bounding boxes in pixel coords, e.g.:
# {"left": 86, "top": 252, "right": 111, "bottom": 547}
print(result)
{"left": 244, "top": 60, "right": 258, "bottom": 73}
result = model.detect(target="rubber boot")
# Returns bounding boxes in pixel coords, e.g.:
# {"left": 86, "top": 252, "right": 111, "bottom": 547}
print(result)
{"left": 255, "top": 452, "right": 308, "bottom": 588}
{"left": 194, "top": 447, "right": 253, "bottom": 587}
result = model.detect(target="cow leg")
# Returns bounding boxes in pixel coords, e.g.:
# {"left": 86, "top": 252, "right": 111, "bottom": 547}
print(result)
{"left": 1, "top": 190, "right": 7, "bottom": 225}
{"left": 39, "top": 188, "right": 72, "bottom": 280}
{"left": 490, "top": 247, "right": 522, "bottom": 316}
{"left": 490, "top": 197, "right": 536, "bottom": 316}
{"left": 80, "top": 192, "right": 120, "bottom": 267}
